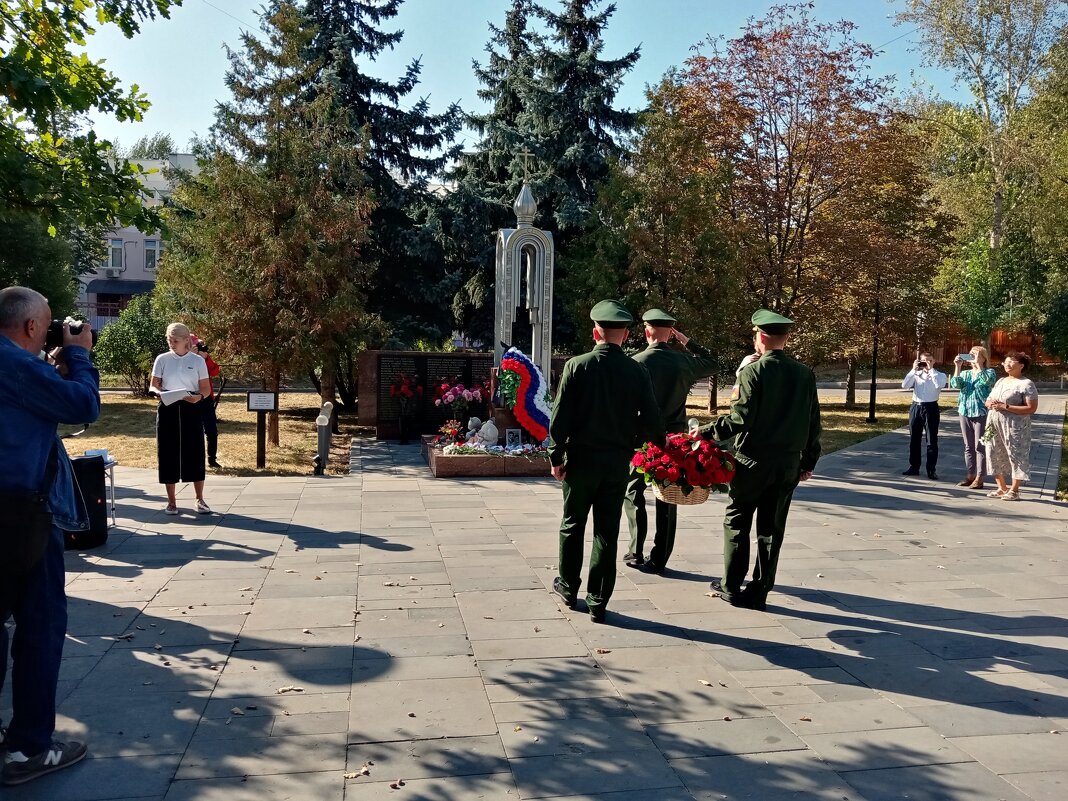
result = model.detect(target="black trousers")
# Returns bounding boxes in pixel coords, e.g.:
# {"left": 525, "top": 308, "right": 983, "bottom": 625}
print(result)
{"left": 199, "top": 397, "right": 218, "bottom": 461}
{"left": 908, "top": 401, "right": 940, "bottom": 474}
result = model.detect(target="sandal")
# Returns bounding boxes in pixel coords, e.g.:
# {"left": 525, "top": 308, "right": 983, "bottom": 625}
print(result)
{"left": 1001, "top": 490, "right": 1020, "bottom": 501}
{"left": 986, "top": 489, "right": 1005, "bottom": 498}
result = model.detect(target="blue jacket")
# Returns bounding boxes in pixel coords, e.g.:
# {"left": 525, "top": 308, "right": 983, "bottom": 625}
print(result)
{"left": 0, "top": 335, "right": 101, "bottom": 530}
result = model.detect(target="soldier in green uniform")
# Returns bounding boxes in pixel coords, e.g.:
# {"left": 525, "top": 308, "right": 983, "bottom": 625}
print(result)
{"left": 697, "top": 309, "right": 821, "bottom": 611}
{"left": 623, "top": 309, "right": 718, "bottom": 573}
{"left": 548, "top": 300, "right": 664, "bottom": 622}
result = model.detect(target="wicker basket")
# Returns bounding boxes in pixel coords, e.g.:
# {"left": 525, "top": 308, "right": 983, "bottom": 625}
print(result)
{"left": 652, "top": 483, "right": 710, "bottom": 506}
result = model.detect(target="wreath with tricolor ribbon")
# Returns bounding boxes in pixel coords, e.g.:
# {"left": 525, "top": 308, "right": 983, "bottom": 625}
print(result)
{"left": 499, "top": 348, "right": 552, "bottom": 442}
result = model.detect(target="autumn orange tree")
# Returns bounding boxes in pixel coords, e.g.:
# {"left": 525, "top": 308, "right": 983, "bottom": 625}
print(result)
{"left": 677, "top": 7, "right": 912, "bottom": 348}
{"left": 157, "top": 3, "right": 374, "bottom": 445}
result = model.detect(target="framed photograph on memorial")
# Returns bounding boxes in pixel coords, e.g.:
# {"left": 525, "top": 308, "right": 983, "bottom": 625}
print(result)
{"left": 506, "top": 428, "right": 523, "bottom": 448}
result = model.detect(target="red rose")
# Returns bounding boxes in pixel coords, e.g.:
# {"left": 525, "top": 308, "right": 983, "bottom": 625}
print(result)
{"left": 631, "top": 453, "right": 644, "bottom": 468}
{"left": 666, "top": 466, "right": 680, "bottom": 482}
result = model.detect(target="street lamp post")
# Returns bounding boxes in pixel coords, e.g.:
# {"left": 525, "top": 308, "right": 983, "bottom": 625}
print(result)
{"left": 867, "top": 275, "right": 881, "bottom": 423}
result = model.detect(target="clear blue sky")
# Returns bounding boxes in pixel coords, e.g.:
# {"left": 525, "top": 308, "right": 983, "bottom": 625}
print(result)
{"left": 87, "top": 0, "right": 960, "bottom": 152}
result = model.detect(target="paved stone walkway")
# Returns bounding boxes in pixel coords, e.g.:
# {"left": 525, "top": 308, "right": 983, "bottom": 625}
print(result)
{"left": 2, "top": 396, "right": 1066, "bottom": 800}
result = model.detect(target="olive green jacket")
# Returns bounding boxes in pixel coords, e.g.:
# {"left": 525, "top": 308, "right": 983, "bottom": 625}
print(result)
{"left": 701, "top": 350, "right": 821, "bottom": 471}
{"left": 549, "top": 343, "right": 665, "bottom": 468}
{"left": 633, "top": 339, "right": 718, "bottom": 433}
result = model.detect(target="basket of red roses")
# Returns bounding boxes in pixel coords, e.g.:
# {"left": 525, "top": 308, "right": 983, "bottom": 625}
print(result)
{"left": 632, "top": 433, "right": 736, "bottom": 505}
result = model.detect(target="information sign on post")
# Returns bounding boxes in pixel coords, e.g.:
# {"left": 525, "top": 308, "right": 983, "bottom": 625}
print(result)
{"left": 247, "top": 392, "right": 279, "bottom": 468}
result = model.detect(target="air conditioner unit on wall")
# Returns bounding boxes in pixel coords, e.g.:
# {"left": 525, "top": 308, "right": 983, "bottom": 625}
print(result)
{"left": 104, "top": 268, "right": 118, "bottom": 278}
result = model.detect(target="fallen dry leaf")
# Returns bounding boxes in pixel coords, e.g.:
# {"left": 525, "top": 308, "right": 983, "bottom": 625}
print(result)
{"left": 314, "top": 576, "right": 322, "bottom": 581}
{"left": 383, "top": 581, "right": 397, "bottom": 587}
{"left": 698, "top": 680, "right": 712, "bottom": 686}
{"left": 596, "top": 648, "right": 612, "bottom": 655}
{"left": 799, "top": 716, "right": 812, "bottom": 722}
{"left": 302, "top": 628, "right": 312, "bottom": 634}
{"left": 407, "top": 712, "right": 416, "bottom": 718}
{"left": 514, "top": 725, "right": 522, "bottom": 732}
{"left": 153, "top": 644, "right": 163, "bottom": 651}
{"left": 285, "top": 569, "right": 297, "bottom": 574}
{"left": 723, "top": 715, "right": 732, "bottom": 721}
{"left": 276, "top": 685, "right": 305, "bottom": 694}
{"left": 239, "top": 587, "right": 252, "bottom": 592}
{"left": 230, "top": 707, "right": 244, "bottom": 716}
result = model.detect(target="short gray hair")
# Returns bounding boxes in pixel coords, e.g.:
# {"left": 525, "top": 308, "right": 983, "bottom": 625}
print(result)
{"left": 0, "top": 286, "right": 48, "bottom": 331}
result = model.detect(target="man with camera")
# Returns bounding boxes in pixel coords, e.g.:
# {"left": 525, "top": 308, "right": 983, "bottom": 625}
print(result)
{"left": 901, "top": 351, "right": 947, "bottom": 479}
{"left": 0, "top": 286, "right": 99, "bottom": 786}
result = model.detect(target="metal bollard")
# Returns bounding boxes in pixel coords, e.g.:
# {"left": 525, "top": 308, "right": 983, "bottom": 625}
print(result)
{"left": 314, "top": 402, "right": 333, "bottom": 476}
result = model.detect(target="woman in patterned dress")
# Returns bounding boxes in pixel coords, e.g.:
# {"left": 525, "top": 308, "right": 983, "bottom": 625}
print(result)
{"left": 983, "top": 351, "right": 1039, "bottom": 501}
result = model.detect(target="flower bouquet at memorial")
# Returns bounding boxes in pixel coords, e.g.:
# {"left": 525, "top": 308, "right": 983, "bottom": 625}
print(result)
{"left": 631, "top": 434, "right": 736, "bottom": 506}
{"left": 389, "top": 373, "right": 423, "bottom": 444}
{"left": 389, "top": 373, "right": 423, "bottom": 417}
{"left": 434, "top": 419, "right": 465, "bottom": 446}
{"left": 433, "top": 379, "right": 488, "bottom": 420}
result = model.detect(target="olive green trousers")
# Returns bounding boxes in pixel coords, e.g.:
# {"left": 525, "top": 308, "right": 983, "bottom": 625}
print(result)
{"left": 557, "top": 462, "right": 629, "bottom": 611}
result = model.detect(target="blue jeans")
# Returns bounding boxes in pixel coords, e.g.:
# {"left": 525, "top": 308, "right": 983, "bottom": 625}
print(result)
{"left": 0, "top": 526, "right": 67, "bottom": 756}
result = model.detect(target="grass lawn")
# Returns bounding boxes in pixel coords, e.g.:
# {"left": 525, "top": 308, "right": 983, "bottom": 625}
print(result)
{"left": 68, "top": 391, "right": 920, "bottom": 477}
{"left": 63, "top": 393, "right": 365, "bottom": 476}
{"left": 687, "top": 394, "right": 915, "bottom": 455}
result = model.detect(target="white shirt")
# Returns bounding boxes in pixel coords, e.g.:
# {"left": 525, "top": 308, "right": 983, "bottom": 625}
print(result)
{"left": 152, "top": 351, "right": 208, "bottom": 393}
{"left": 902, "top": 367, "right": 947, "bottom": 403}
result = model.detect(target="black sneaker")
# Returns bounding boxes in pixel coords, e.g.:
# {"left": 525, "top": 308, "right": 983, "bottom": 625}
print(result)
{"left": 2, "top": 741, "right": 88, "bottom": 786}
{"left": 588, "top": 605, "right": 606, "bottom": 624}
{"left": 623, "top": 553, "right": 644, "bottom": 569}
{"left": 927, "top": 472, "right": 939, "bottom": 480}
{"left": 551, "top": 578, "right": 576, "bottom": 609}
{"left": 0, "top": 726, "right": 7, "bottom": 754}
{"left": 638, "top": 560, "right": 664, "bottom": 575}
{"left": 901, "top": 469, "right": 920, "bottom": 476}
{"left": 208, "top": 458, "right": 222, "bottom": 469}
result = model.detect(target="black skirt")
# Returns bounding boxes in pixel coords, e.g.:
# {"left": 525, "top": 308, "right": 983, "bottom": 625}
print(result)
{"left": 156, "top": 400, "right": 206, "bottom": 484}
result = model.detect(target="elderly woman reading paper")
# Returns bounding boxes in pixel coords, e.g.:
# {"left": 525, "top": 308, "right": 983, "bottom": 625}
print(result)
{"left": 151, "top": 323, "right": 213, "bottom": 515}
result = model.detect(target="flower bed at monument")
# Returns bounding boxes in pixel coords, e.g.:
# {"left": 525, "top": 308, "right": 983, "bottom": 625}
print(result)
{"left": 421, "top": 436, "right": 550, "bottom": 478}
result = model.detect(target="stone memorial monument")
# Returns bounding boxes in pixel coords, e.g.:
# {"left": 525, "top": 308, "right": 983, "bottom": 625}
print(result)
{"left": 494, "top": 181, "right": 554, "bottom": 384}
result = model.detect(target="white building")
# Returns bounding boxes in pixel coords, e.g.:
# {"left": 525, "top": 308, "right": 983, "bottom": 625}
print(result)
{"left": 78, "top": 153, "right": 197, "bottom": 328}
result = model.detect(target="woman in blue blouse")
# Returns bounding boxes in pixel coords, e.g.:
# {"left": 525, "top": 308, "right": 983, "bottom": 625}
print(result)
{"left": 949, "top": 345, "right": 996, "bottom": 489}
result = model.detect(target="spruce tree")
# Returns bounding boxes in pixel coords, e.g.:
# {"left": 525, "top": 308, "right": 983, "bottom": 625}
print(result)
{"left": 525, "top": 0, "right": 640, "bottom": 237}
{"left": 301, "top": 0, "right": 463, "bottom": 345}
{"left": 441, "top": 0, "right": 538, "bottom": 343}
{"left": 441, "top": 0, "right": 639, "bottom": 348}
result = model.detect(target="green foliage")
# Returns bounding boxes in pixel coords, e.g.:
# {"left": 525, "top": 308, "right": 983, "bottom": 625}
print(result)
{"left": 93, "top": 294, "right": 167, "bottom": 395}
{"left": 0, "top": 212, "right": 80, "bottom": 315}
{"left": 127, "top": 132, "right": 176, "bottom": 159}
{"left": 935, "top": 236, "right": 1010, "bottom": 338}
{"left": 1040, "top": 291, "right": 1068, "bottom": 360}
{"left": 0, "top": 0, "right": 179, "bottom": 230}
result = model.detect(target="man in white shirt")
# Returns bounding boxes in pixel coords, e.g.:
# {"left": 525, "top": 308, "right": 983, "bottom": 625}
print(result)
{"left": 901, "top": 352, "right": 947, "bottom": 479}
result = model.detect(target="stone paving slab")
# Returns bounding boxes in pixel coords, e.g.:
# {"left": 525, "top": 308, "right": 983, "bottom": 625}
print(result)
{"left": 1, "top": 395, "right": 1064, "bottom": 799}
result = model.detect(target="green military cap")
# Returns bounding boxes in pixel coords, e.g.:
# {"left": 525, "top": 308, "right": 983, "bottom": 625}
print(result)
{"left": 751, "top": 308, "right": 794, "bottom": 335}
{"left": 590, "top": 299, "right": 633, "bottom": 329}
{"left": 641, "top": 308, "right": 677, "bottom": 326}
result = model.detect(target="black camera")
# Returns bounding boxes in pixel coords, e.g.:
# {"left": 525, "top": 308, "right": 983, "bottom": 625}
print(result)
{"left": 45, "top": 319, "right": 97, "bottom": 350}
{"left": 916, "top": 361, "right": 928, "bottom": 370}
{"left": 196, "top": 342, "right": 209, "bottom": 353}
